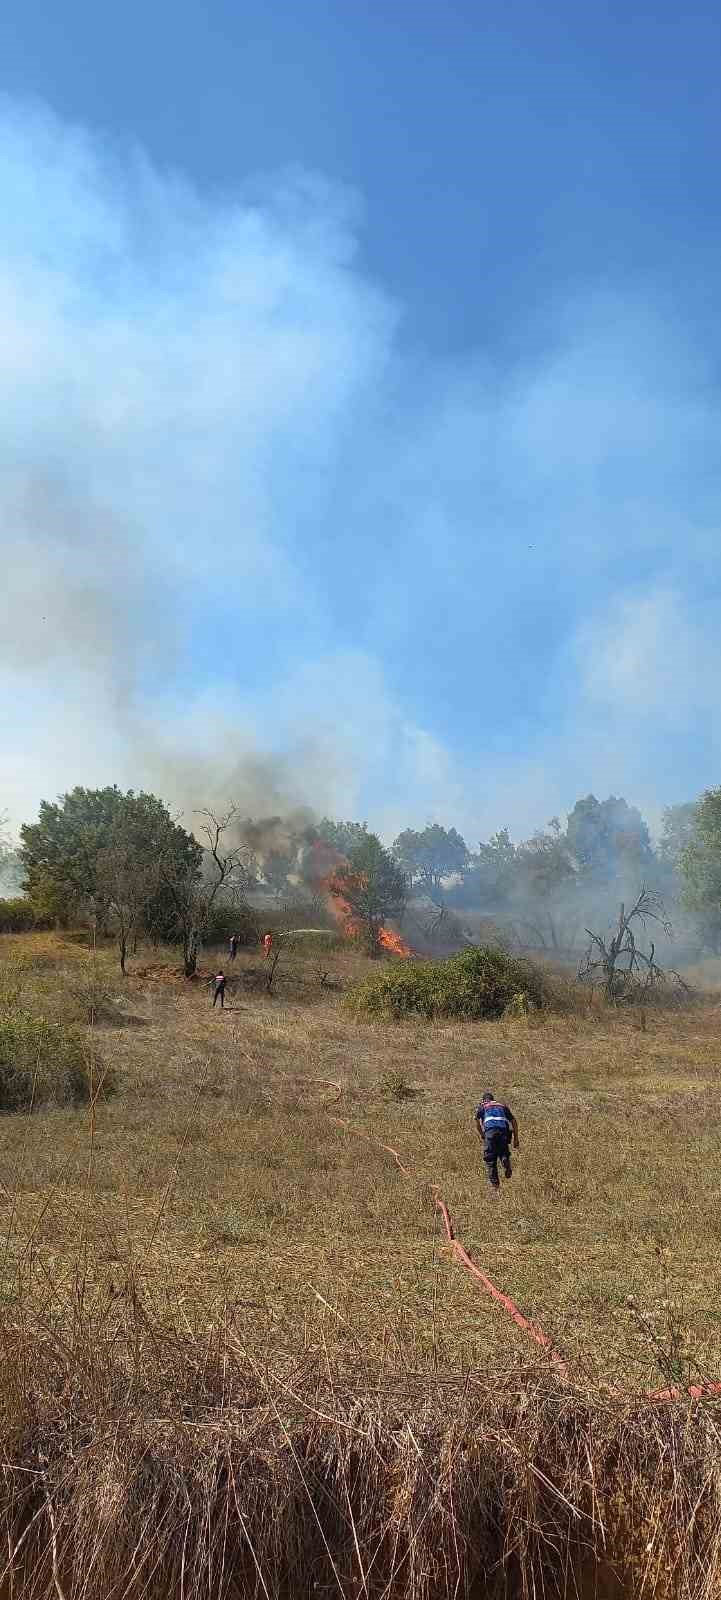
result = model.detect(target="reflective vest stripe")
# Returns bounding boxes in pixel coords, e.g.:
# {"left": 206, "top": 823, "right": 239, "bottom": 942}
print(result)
{"left": 483, "top": 1104, "right": 509, "bottom": 1131}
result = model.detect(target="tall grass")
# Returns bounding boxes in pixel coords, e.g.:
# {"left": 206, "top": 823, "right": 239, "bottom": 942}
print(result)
{"left": 0, "top": 1013, "right": 93, "bottom": 1111}
{"left": 0, "top": 931, "right": 720, "bottom": 1595}
{"left": 0, "top": 1286, "right": 719, "bottom": 1599}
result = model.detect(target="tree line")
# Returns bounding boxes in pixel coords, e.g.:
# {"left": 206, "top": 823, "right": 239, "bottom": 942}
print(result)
{"left": 390, "top": 796, "right": 721, "bottom": 954}
{"left": 0, "top": 788, "right": 406, "bottom": 968}
{"left": 316, "top": 794, "right": 721, "bottom": 955}
{"left": 2, "top": 783, "right": 721, "bottom": 967}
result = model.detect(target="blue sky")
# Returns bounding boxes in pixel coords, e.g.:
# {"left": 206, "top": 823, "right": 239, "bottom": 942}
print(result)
{"left": 2, "top": 0, "right": 721, "bottom": 842}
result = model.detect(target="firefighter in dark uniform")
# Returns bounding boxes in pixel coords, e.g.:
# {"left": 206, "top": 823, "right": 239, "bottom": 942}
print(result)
{"left": 474, "top": 1090, "right": 519, "bottom": 1190}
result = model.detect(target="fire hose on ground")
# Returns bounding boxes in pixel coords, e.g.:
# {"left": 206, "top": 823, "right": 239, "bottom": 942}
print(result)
{"left": 330, "top": 1115, "right": 721, "bottom": 1404}
{"left": 233, "top": 1044, "right": 721, "bottom": 1405}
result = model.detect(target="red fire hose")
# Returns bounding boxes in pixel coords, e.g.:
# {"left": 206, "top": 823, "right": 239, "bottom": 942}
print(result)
{"left": 332, "top": 1117, "right": 567, "bottom": 1376}
{"left": 432, "top": 1189, "right": 569, "bottom": 1379}
{"left": 332, "top": 1117, "right": 721, "bottom": 1403}
{"left": 250, "top": 1057, "right": 720, "bottom": 1405}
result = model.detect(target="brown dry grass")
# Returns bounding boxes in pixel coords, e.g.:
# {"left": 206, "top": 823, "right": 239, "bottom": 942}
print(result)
{"left": 1, "top": 930, "right": 719, "bottom": 1386}
{"left": 0, "top": 930, "right": 720, "bottom": 1597}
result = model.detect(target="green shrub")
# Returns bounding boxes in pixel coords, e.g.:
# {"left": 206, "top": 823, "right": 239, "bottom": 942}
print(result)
{"left": 0, "top": 1014, "right": 101, "bottom": 1111}
{"left": 503, "top": 990, "right": 532, "bottom": 1018}
{"left": 0, "top": 898, "right": 37, "bottom": 933}
{"left": 203, "top": 902, "right": 259, "bottom": 947}
{"left": 346, "top": 944, "right": 550, "bottom": 1022}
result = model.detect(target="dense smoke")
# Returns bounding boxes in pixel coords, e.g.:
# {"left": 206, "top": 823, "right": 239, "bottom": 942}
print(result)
{"left": 3, "top": 98, "right": 720, "bottom": 850}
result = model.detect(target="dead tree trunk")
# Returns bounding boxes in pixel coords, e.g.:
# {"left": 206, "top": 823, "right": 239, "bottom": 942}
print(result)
{"left": 577, "top": 888, "right": 681, "bottom": 1005}
{"left": 184, "top": 927, "right": 200, "bottom": 978}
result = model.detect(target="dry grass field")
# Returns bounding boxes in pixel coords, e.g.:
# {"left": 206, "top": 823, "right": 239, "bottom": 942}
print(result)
{"left": 2, "top": 930, "right": 721, "bottom": 1599}
{"left": 1, "top": 929, "right": 720, "bottom": 1392}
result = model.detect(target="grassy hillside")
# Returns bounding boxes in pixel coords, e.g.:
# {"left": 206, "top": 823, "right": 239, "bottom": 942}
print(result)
{"left": 0, "top": 930, "right": 719, "bottom": 1391}
{"left": 1, "top": 931, "right": 721, "bottom": 1598}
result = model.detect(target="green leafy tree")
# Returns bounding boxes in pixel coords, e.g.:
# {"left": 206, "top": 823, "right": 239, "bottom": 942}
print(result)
{"left": 475, "top": 828, "right": 517, "bottom": 902}
{"left": 659, "top": 802, "right": 699, "bottom": 869}
{"left": 96, "top": 793, "right": 192, "bottom": 973}
{"left": 0, "top": 813, "right": 22, "bottom": 897}
{"left": 565, "top": 795, "right": 653, "bottom": 883}
{"left": 21, "top": 786, "right": 137, "bottom": 927}
{"left": 392, "top": 824, "right": 469, "bottom": 901}
{"left": 328, "top": 833, "right": 407, "bottom": 955}
{"left": 315, "top": 818, "right": 371, "bottom": 857}
{"left": 97, "top": 840, "right": 156, "bottom": 974}
{"left": 650, "top": 800, "right": 699, "bottom": 906}
{"left": 263, "top": 849, "right": 296, "bottom": 898}
{"left": 447, "top": 828, "right": 517, "bottom": 910}
{"left": 510, "top": 827, "right": 578, "bottom": 950}
{"left": 20, "top": 786, "right": 200, "bottom": 942}
{"left": 679, "top": 789, "right": 721, "bottom": 952}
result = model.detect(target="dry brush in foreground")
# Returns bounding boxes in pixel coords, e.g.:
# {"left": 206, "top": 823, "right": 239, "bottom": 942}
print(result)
{"left": 1, "top": 1302, "right": 721, "bottom": 1600}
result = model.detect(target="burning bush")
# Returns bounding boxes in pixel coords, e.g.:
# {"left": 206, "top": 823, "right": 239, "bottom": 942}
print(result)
{"left": 347, "top": 943, "right": 551, "bottom": 1021}
{"left": 326, "top": 834, "right": 409, "bottom": 956}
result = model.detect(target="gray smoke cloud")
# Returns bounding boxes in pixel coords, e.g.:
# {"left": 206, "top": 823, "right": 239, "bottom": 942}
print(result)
{"left": 0, "top": 99, "right": 393, "bottom": 831}
{"left": 3, "top": 96, "right": 720, "bottom": 853}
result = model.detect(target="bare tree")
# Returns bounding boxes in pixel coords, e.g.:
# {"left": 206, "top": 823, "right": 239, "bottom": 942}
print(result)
{"left": 578, "top": 887, "right": 688, "bottom": 1004}
{"left": 265, "top": 934, "right": 284, "bottom": 993}
{"left": 160, "top": 805, "right": 253, "bottom": 977}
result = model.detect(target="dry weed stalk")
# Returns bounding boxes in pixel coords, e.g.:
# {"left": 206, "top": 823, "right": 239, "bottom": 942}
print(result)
{"left": 0, "top": 1288, "right": 719, "bottom": 1600}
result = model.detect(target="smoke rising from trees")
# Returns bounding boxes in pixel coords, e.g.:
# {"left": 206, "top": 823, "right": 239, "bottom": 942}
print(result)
{"left": 9, "top": 779, "right": 721, "bottom": 971}
{"left": 3, "top": 98, "right": 721, "bottom": 845}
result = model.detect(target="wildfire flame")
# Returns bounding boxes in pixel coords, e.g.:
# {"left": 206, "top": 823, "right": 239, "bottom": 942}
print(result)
{"left": 327, "top": 886, "right": 412, "bottom": 957}
{"left": 378, "top": 925, "right": 413, "bottom": 957}
{"left": 302, "top": 844, "right": 412, "bottom": 958}
{"left": 327, "top": 889, "right": 412, "bottom": 947}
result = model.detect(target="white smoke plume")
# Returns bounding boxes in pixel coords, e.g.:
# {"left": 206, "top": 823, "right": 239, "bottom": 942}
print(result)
{"left": 2, "top": 97, "right": 720, "bottom": 848}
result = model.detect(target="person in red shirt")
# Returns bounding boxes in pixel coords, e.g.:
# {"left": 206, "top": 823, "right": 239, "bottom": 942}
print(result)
{"left": 211, "top": 971, "right": 226, "bottom": 1009}
{"left": 262, "top": 932, "right": 273, "bottom": 959}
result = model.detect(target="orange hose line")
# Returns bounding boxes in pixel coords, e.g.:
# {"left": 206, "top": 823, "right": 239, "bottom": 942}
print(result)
{"left": 330, "top": 1116, "right": 568, "bottom": 1374}
{"left": 647, "top": 1381, "right": 721, "bottom": 1403}
{"left": 328, "top": 1116, "right": 721, "bottom": 1403}
{"left": 432, "top": 1189, "right": 570, "bottom": 1380}
{"left": 329, "top": 1116, "right": 413, "bottom": 1178}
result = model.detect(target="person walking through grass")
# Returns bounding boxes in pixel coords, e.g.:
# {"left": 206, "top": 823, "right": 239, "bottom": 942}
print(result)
{"left": 475, "top": 1090, "right": 519, "bottom": 1191}
{"left": 211, "top": 970, "right": 226, "bottom": 1009}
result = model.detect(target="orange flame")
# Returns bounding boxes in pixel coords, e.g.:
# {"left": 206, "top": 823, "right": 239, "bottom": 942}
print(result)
{"left": 323, "top": 868, "right": 413, "bottom": 958}
{"left": 378, "top": 925, "right": 413, "bottom": 957}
